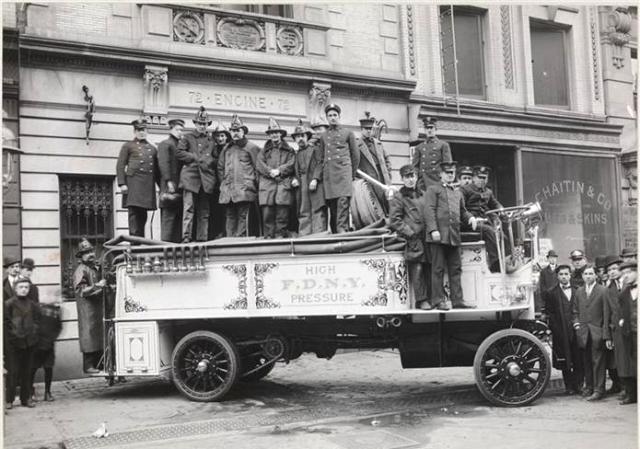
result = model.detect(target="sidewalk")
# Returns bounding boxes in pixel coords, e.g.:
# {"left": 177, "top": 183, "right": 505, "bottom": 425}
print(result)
{"left": 2, "top": 350, "right": 563, "bottom": 449}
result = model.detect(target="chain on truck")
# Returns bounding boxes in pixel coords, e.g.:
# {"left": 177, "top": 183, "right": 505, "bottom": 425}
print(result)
{"left": 97, "top": 201, "right": 552, "bottom": 407}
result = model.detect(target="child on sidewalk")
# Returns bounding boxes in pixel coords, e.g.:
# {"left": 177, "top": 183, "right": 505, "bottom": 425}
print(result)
{"left": 31, "top": 301, "right": 62, "bottom": 401}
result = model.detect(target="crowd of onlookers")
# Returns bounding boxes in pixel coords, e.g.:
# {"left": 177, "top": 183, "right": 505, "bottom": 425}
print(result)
{"left": 539, "top": 248, "right": 637, "bottom": 405}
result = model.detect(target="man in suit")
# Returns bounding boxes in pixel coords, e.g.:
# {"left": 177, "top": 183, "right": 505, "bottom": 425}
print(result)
{"left": 572, "top": 264, "right": 608, "bottom": 400}
{"left": 570, "top": 249, "right": 587, "bottom": 289}
{"left": 543, "top": 264, "right": 582, "bottom": 394}
{"left": 411, "top": 117, "right": 452, "bottom": 193}
{"left": 176, "top": 107, "right": 217, "bottom": 242}
{"left": 613, "top": 260, "right": 637, "bottom": 405}
{"left": 116, "top": 119, "right": 159, "bottom": 238}
{"left": 3, "top": 257, "right": 21, "bottom": 301}
{"left": 425, "top": 161, "right": 478, "bottom": 310}
{"left": 602, "top": 255, "right": 624, "bottom": 396}
{"left": 390, "top": 165, "right": 430, "bottom": 310}
{"left": 357, "top": 111, "right": 392, "bottom": 212}
{"left": 538, "top": 250, "right": 559, "bottom": 294}
{"left": 157, "top": 118, "right": 185, "bottom": 243}
{"left": 316, "top": 104, "right": 360, "bottom": 234}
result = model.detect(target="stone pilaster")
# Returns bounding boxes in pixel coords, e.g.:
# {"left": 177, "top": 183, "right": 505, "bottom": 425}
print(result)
{"left": 143, "top": 65, "right": 169, "bottom": 125}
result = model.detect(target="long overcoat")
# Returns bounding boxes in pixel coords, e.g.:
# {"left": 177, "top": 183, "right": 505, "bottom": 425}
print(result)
{"left": 317, "top": 126, "right": 360, "bottom": 199}
{"left": 294, "top": 140, "right": 325, "bottom": 213}
{"left": 389, "top": 186, "right": 426, "bottom": 262}
{"left": 544, "top": 284, "right": 578, "bottom": 370}
{"left": 572, "top": 283, "right": 608, "bottom": 350}
{"left": 73, "top": 262, "right": 104, "bottom": 353}
{"left": 256, "top": 140, "right": 296, "bottom": 206}
{"left": 217, "top": 137, "right": 260, "bottom": 204}
{"left": 357, "top": 137, "right": 392, "bottom": 208}
{"left": 411, "top": 138, "right": 452, "bottom": 192}
{"left": 613, "top": 285, "right": 637, "bottom": 377}
{"left": 157, "top": 135, "right": 182, "bottom": 192}
{"left": 176, "top": 132, "right": 217, "bottom": 194}
{"left": 424, "top": 183, "right": 472, "bottom": 246}
{"left": 116, "top": 138, "right": 158, "bottom": 210}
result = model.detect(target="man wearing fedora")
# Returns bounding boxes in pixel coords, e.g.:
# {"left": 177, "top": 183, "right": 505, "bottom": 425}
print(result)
{"left": 3, "top": 256, "right": 21, "bottom": 301}
{"left": 613, "top": 260, "right": 637, "bottom": 404}
{"left": 425, "top": 161, "right": 478, "bottom": 310}
{"left": 620, "top": 247, "right": 637, "bottom": 264}
{"left": 602, "top": 255, "right": 624, "bottom": 396}
{"left": 291, "top": 119, "right": 326, "bottom": 236}
{"left": 209, "top": 122, "right": 232, "bottom": 239}
{"left": 411, "top": 117, "right": 452, "bottom": 193}
{"left": 116, "top": 118, "right": 159, "bottom": 239}
{"left": 158, "top": 118, "right": 185, "bottom": 243}
{"left": 73, "top": 239, "right": 106, "bottom": 373}
{"left": 177, "top": 106, "right": 218, "bottom": 243}
{"left": 357, "top": 111, "right": 392, "bottom": 211}
{"left": 316, "top": 104, "right": 360, "bottom": 234}
{"left": 256, "top": 118, "right": 296, "bottom": 239}
{"left": 218, "top": 114, "right": 260, "bottom": 237}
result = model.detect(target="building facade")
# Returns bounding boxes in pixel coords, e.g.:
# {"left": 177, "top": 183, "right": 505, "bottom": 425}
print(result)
{"left": 1, "top": 3, "right": 634, "bottom": 379}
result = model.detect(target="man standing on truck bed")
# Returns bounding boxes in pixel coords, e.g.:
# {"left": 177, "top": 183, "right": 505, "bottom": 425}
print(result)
{"left": 411, "top": 117, "right": 452, "bottom": 193}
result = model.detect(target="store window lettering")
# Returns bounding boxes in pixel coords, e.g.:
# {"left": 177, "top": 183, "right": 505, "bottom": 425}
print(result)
{"left": 534, "top": 179, "right": 613, "bottom": 211}
{"left": 543, "top": 211, "right": 608, "bottom": 225}
{"left": 188, "top": 90, "right": 290, "bottom": 112}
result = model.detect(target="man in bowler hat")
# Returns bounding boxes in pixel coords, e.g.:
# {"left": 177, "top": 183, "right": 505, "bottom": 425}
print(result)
{"left": 3, "top": 256, "right": 21, "bottom": 301}
{"left": 157, "top": 118, "right": 185, "bottom": 242}
{"left": 116, "top": 118, "right": 159, "bottom": 238}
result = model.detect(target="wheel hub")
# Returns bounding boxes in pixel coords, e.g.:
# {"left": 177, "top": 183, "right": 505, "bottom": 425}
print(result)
{"left": 196, "top": 359, "right": 209, "bottom": 373}
{"left": 506, "top": 361, "right": 522, "bottom": 377}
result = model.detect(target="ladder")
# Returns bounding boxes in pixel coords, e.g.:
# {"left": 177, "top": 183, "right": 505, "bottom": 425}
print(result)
{"left": 438, "top": 5, "right": 461, "bottom": 116}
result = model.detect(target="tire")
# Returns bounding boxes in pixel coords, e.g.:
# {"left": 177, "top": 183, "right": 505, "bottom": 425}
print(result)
{"left": 241, "top": 358, "right": 276, "bottom": 382}
{"left": 473, "top": 328, "right": 551, "bottom": 407}
{"left": 171, "top": 330, "right": 240, "bottom": 402}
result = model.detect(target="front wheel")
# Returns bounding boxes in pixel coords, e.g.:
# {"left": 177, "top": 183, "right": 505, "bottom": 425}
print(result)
{"left": 172, "top": 330, "right": 240, "bottom": 402}
{"left": 474, "top": 328, "right": 551, "bottom": 407}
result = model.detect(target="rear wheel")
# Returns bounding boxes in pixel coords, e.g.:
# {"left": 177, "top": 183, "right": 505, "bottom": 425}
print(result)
{"left": 172, "top": 330, "right": 240, "bottom": 402}
{"left": 474, "top": 328, "right": 551, "bottom": 406}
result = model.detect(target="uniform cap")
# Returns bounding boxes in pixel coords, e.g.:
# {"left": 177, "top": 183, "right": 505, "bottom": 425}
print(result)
{"left": 422, "top": 117, "right": 437, "bottom": 128}
{"left": 569, "top": 249, "right": 585, "bottom": 260}
{"left": 458, "top": 165, "right": 473, "bottom": 176}
{"left": 359, "top": 111, "right": 376, "bottom": 128}
{"left": 76, "top": 238, "right": 95, "bottom": 257}
{"left": 3, "top": 256, "right": 21, "bottom": 268}
{"left": 473, "top": 166, "right": 491, "bottom": 176}
{"left": 324, "top": 104, "right": 341, "bottom": 115}
{"left": 604, "top": 255, "right": 623, "bottom": 269}
{"left": 399, "top": 164, "right": 416, "bottom": 177}
{"left": 547, "top": 249, "right": 559, "bottom": 258}
{"left": 228, "top": 114, "right": 249, "bottom": 134}
{"left": 439, "top": 160, "right": 458, "bottom": 170}
{"left": 131, "top": 118, "right": 148, "bottom": 129}
{"left": 21, "top": 258, "right": 35, "bottom": 270}
{"left": 291, "top": 119, "right": 312, "bottom": 139}
{"left": 168, "top": 119, "right": 185, "bottom": 128}
{"left": 620, "top": 247, "right": 637, "bottom": 258}
{"left": 193, "top": 106, "right": 212, "bottom": 125}
{"left": 265, "top": 117, "right": 287, "bottom": 137}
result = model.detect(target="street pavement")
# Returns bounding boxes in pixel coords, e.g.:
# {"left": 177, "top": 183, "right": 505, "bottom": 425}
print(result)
{"left": 2, "top": 350, "right": 636, "bottom": 449}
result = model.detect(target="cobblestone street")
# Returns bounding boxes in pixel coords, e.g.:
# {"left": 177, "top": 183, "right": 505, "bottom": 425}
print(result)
{"left": 3, "top": 350, "right": 636, "bottom": 449}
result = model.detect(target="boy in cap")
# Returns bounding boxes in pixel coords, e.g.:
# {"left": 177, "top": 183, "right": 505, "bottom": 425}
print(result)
{"left": 425, "top": 161, "right": 478, "bottom": 310}
{"left": 569, "top": 250, "right": 587, "bottom": 289}
{"left": 411, "top": 117, "right": 452, "bottom": 192}
{"left": 256, "top": 118, "right": 295, "bottom": 239}
{"left": 316, "top": 104, "right": 360, "bottom": 233}
{"left": 357, "top": 111, "right": 392, "bottom": 211}
{"left": 5, "top": 275, "right": 39, "bottom": 408}
{"left": 460, "top": 165, "right": 503, "bottom": 272}
{"left": 389, "top": 164, "right": 430, "bottom": 309}
{"left": 20, "top": 258, "right": 39, "bottom": 304}
{"left": 157, "top": 118, "right": 185, "bottom": 243}
{"left": 30, "top": 299, "right": 62, "bottom": 402}
{"left": 116, "top": 118, "right": 159, "bottom": 238}
{"left": 291, "top": 119, "right": 327, "bottom": 236}
{"left": 176, "top": 106, "right": 218, "bottom": 242}
{"left": 217, "top": 114, "right": 260, "bottom": 237}
{"left": 613, "top": 260, "right": 637, "bottom": 404}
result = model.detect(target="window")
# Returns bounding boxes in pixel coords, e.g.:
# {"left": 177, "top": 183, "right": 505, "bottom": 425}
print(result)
{"left": 59, "top": 176, "right": 114, "bottom": 299}
{"left": 440, "top": 6, "right": 486, "bottom": 98}
{"left": 530, "top": 20, "right": 570, "bottom": 107}
{"left": 215, "top": 4, "right": 293, "bottom": 18}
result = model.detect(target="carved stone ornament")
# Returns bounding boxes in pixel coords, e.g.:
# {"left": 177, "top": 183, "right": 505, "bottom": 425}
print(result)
{"left": 217, "top": 17, "right": 265, "bottom": 51}
{"left": 276, "top": 25, "right": 303, "bottom": 56}
{"left": 173, "top": 10, "right": 205, "bottom": 44}
{"left": 143, "top": 65, "right": 168, "bottom": 121}
{"left": 308, "top": 82, "right": 331, "bottom": 124}
{"left": 607, "top": 7, "right": 632, "bottom": 69}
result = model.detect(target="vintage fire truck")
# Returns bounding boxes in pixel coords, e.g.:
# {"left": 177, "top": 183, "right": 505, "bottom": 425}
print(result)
{"left": 98, "top": 202, "right": 551, "bottom": 407}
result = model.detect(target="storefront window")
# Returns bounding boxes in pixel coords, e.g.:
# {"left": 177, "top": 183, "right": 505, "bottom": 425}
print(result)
{"left": 522, "top": 151, "right": 619, "bottom": 260}
{"left": 530, "top": 20, "right": 570, "bottom": 107}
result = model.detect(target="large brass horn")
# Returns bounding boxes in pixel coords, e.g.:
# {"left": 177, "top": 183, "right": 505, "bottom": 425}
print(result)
{"left": 521, "top": 202, "right": 542, "bottom": 220}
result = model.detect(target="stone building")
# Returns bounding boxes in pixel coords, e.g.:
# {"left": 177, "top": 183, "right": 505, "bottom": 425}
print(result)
{"left": 1, "top": 3, "right": 633, "bottom": 379}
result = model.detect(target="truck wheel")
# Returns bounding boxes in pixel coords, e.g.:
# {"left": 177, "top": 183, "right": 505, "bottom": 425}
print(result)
{"left": 241, "top": 357, "right": 276, "bottom": 382}
{"left": 172, "top": 330, "right": 240, "bottom": 402}
{"left": 474, "top": 328, "right": 551, "bottom": 407}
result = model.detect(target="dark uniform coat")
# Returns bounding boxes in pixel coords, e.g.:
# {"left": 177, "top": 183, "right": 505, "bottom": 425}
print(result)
{"left": 294, "top": 140, "right": 325, "bottom": 213}
{"left": 613, "top": 285, "right": 637, "bottom": 377}
{"left": 176, "top": 131, "right": 217, "bottom": 194}
{"left": 389, "top": 186, "right": 426, "bottom": 262}
{"left": 460, "top": 183, "right": 503, "bottom": 218}
{"left": 116, "top": 138, "right": 158, "bottom": 210}
{"left": 256, "top": 140, "right": 296, "bottom": 206}
{"left": 157, "top": 134, "right": 182, "bottom": 195}
{"left": 73, "top": 262, "right": 104, "bottom": 353}
{"left": 317, "top": 125, "right": 360, "bottom": 199}
{"left": 424, "top": 183, "right": 472, "bottom": 246}
{"left": 217, "top": 137, "right": 260, "bottom": 204}
{"left": 544, "top": 283, "right": 578, "bottom": 370}
{"left": 411, "top": 138, "right": 452, "bottom": 192}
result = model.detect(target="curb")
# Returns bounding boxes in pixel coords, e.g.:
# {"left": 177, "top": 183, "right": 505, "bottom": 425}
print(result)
{"left": 60, "top": 378, "right": 565, "bottom": 449}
